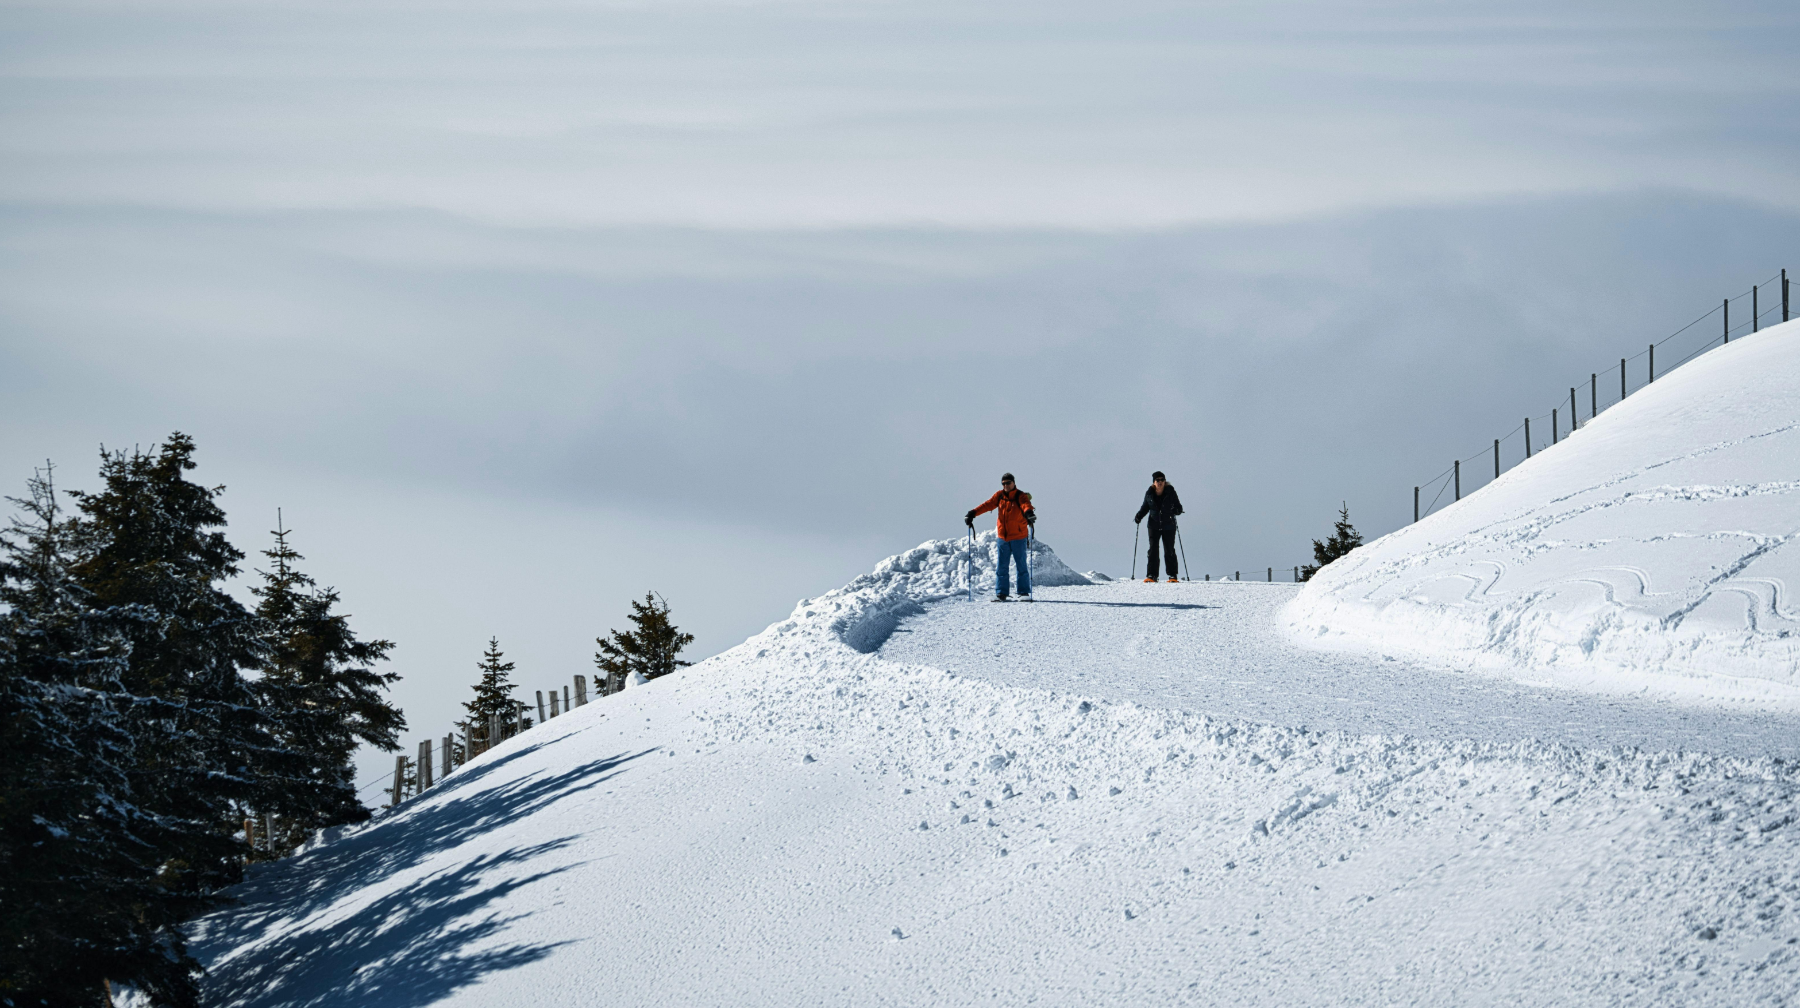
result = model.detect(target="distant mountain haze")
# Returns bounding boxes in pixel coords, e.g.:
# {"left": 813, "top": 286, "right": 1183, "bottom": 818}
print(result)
{"left": 3, "top": 0, "right": 1795, "bottom": 789}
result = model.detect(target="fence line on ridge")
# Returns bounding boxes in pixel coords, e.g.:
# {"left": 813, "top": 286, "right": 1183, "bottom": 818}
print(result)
{"left": 1410, "top": 269, "right": 1791, "bottom": 523}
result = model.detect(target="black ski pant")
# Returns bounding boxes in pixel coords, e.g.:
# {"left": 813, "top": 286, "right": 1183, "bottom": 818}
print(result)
{"left": 1146, "top": 527, "right": 1178, "bottom": 579}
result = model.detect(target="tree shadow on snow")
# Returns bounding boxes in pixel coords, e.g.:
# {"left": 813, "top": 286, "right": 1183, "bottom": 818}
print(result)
{"left": 203, "top": 841, "right": 585, "bottom": 1008}
{"left": 195, "top": 746, "right": 657, "bottom": 1007}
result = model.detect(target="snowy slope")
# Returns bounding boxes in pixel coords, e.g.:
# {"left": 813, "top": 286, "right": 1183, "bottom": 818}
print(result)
{"left": 1286, "top": 319, "right": 1800, "bottom": 702}
{"left": 185, "top": 533, "right": 1800, "bottom": 1007}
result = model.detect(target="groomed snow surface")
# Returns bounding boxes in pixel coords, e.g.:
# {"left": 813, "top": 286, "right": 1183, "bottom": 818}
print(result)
{"left": 185, "top": 327, "right": 1800, "bottom": 1007}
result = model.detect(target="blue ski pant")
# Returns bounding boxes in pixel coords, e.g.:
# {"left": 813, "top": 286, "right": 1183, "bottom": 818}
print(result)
{"left": 995, "top": 535, "right": 1031, "bottom": 597}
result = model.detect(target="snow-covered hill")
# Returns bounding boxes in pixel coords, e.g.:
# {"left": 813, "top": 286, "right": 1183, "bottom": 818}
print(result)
{"left": 177, "top": 326, "right": 1800, "bottom": 1005}
{"left": 186, "top": 524, "right": 1800, "bottom": 1006}
{"left": 1285, "top": 319, "right": 1800, "bottom": 703}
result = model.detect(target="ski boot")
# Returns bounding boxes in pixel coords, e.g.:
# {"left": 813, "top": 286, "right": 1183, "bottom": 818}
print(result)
{"left": 992, "top": 594, "right": 1010, "bottom": 602}
{"left": 1167, "top": 577, "right": 1179, "bottom": 583}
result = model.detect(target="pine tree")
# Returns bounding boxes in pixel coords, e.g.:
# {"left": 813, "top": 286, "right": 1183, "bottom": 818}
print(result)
{"left": 0, "top": 464, "right": 205, "bottom": 1008}
{"left": 65, "top": 433, "right": 286, "bottom": 895}
{"left": 593, "top": 593, "right": 694, "bottom": 695}
{"left": 1299, "top": 502, "right": 1364, "bottom": 582}
{"left": 249, "top": 515, "right": 405, "bottom": 854}
{"left": 463, "top": 638, "right": 518, "bottom": 751}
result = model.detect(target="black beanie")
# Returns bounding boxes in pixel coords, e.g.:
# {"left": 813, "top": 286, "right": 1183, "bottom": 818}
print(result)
{"left": 1001, "top": 472, "right": 1015, "bottom": 482}
{"left": 1152, "top": 471, "right": 1165, "bottom": 481}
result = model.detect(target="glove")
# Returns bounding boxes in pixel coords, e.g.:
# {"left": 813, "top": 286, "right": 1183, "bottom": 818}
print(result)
{"left": 964, "top": 510, "right": 976, "bottom": 527}
{"left": 1025, "top": 511, "right": 1036, "bottom": 526}
{"left": 1134, "top": 515, "right": 1143, "bottom": 525}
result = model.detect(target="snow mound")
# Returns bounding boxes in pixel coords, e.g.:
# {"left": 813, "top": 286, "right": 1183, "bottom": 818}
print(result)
{"left": 1286, "top": 320, "right": 1800, "bottom": 702}
{"left": 747, "top": 531, "right": 1088, "bottom": 654}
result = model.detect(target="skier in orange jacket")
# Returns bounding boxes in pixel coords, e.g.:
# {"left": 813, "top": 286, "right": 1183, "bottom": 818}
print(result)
{"left": 965, "top": 473, "right": 1036, "bottom": 601}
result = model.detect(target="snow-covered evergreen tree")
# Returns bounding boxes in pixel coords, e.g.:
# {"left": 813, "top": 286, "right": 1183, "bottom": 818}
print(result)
{"left": 65, "top": 433, "right": 286, "bottom": 894}
{"left": 594, "top": 593, "right": 694, "bottom": 694}
{"left": 249, "top": 516, "right": 404, "bottom": 854}
{"left": 1299, "top": 502, "right": 1364, "bottom": 582}
{"left": 0, "top": 465, "right": 205, "bottom": 1007}
{"left": 463, "top": 637, "right": 518, "bottom": 751}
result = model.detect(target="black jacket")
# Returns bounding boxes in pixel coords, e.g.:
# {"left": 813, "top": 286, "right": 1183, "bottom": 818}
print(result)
{"left": 1135, "top": 484, "right": 1183, "bottom": 530}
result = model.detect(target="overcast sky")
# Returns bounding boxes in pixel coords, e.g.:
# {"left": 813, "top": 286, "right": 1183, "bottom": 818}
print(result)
{"left": 3, "top": 0, "right": 1797, "bottom": 790}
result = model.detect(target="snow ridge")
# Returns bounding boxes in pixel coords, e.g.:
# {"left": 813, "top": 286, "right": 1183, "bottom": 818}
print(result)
{"left": 191, "top": 534, "right": 1800, "bottom": 1007}
{"left": 1286, "top": 320, "right": 1800, "bottom": 701}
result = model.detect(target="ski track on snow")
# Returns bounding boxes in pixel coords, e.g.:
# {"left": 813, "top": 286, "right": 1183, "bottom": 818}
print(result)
{"left": 879, "top": 581, "right": 1800, "bottom": 761}
{"left": 1288, "top": 320, "right": 1800, "bottom": 695}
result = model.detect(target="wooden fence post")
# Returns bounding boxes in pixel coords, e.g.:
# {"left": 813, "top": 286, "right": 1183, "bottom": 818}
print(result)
{"left": 1723, "top": 298, "right": 1729, "bottom": 343}
{"left": 392, "top": 755, "right": 407, "bottom": 806}
{"left": 1493, "top": 439, "right": 1500, "bottom": 479}
{"left": 537, "top": 691, "right": 549, "bottom": 724}
{"left": 1590, "top": 373, "right": 1596, "bottom": 420}
{"left": 1569, "top": 387, "right": 1578, "bottom": 430}
{"left": 1413, "top": 486, "right": 1419, "bottom": 522}
{"left": 1753, "top": 286, "right": 1758, "bottom": 333}
{"left": 1552, "top": 408, "right": 1559, "bottom": 445}
{"left": 1620, "top": 359, "right": 1626, "bottom": 401}
{"left": 564, "top": 685, "right": 571, "bottom": 713}
{"left": 1525, "top": 418, "right": 1532, "bottom": 457}
{"left": 443, "top": 733, "right": 455, "bottom": 774}
{"left": 1454, "top": 459, "right": 1460, "bottom": 500}
{"left": 1649, "top": 344, "right": 1655, "bottom": 382}
{"left": 418, "top": 740, "right": 433, "bottom": 791}
{"left": 574, "top": 675, "right": 589, "bottom": 706}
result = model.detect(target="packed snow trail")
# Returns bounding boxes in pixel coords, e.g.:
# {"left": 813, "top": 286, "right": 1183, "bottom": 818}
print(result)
{"left": 881, "top": 581, "right": 1800, "bottom": 759}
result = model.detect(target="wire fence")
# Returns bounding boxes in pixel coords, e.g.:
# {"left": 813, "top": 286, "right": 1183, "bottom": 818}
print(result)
{"left": 359, "top": 674, "right": 609, "bottom": 810}
{"left": 1409, "top": 269, "right": 1792, "bottom": 522}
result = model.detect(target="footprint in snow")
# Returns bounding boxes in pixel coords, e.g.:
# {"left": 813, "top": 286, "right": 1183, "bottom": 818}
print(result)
{"left": 891, "top": 927, "right": 907, "bottom": 940}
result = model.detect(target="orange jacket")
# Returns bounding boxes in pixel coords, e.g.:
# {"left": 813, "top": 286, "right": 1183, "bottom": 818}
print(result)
{"left": 971, "top": 488, "right": 1035, "bottom": 541}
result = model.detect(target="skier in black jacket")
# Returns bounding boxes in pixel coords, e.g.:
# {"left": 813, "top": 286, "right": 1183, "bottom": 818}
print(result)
{"left": 1133, "top": 471, "right": 1183, "bottom": 582}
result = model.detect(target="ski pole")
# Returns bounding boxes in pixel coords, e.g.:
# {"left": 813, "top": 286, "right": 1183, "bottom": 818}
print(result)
{"left": 1132, "top": 522, "right": 1140, "bottom": 580}
{"left": 967, "top": 526, "right": 974, "bottom": 602}
{"left": 1026, "top": 526, "right": 1034, "bottom": 594}
{"left": 1177, "top": 531, "right": 1190, "bottom": 582}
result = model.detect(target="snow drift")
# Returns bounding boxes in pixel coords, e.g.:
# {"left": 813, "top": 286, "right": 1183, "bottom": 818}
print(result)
{"left": 1286, "top": 319, "right": 1800, "bottom": 701}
